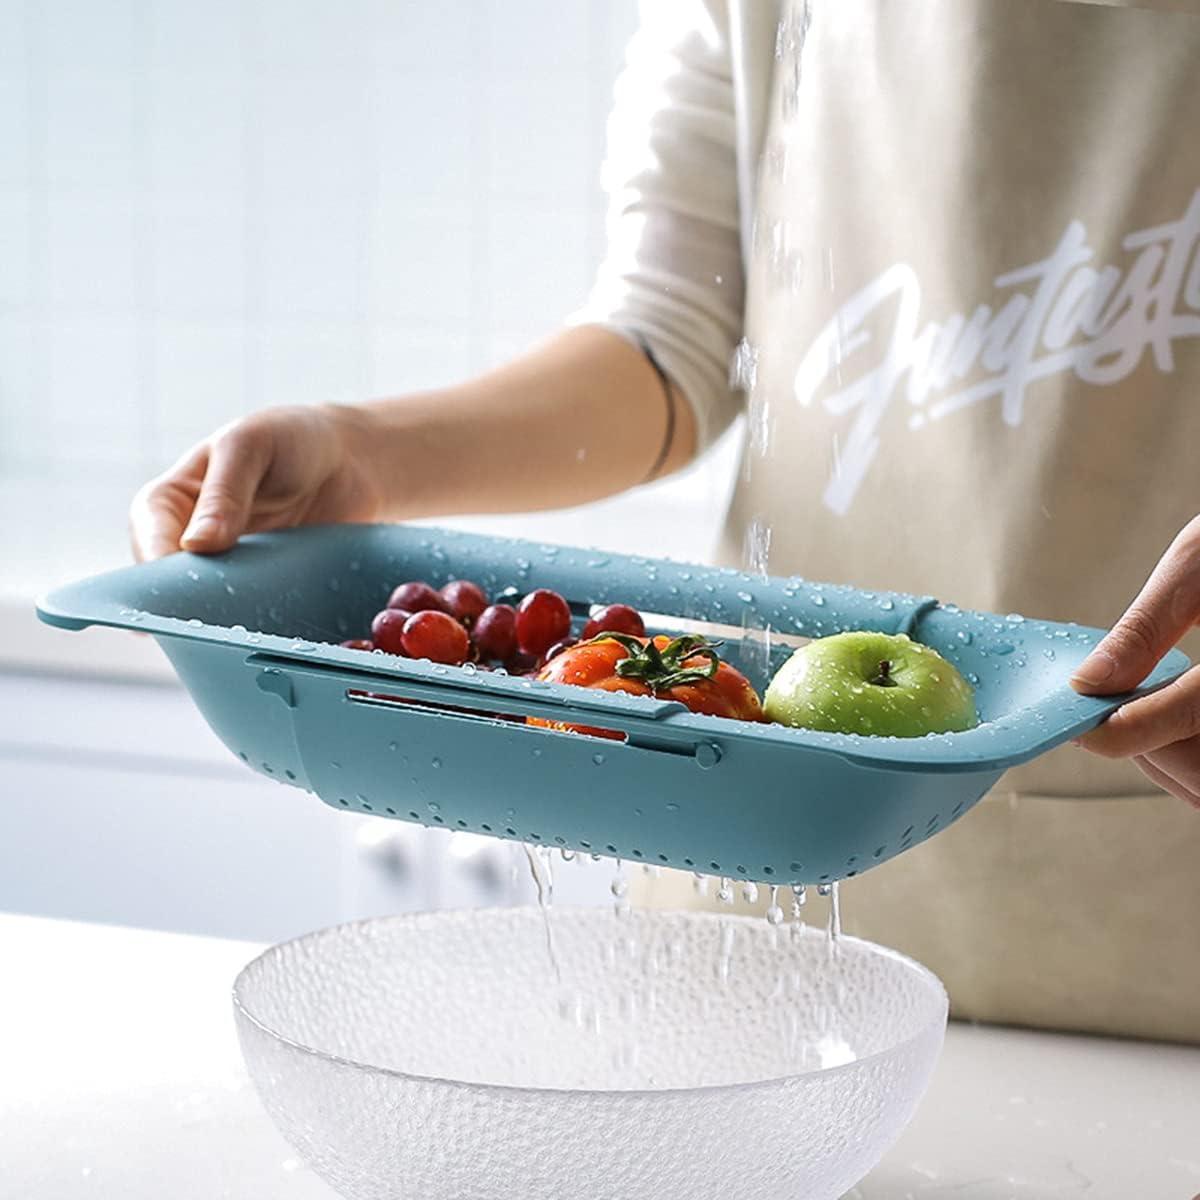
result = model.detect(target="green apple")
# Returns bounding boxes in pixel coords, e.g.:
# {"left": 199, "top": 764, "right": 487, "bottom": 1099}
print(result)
{"left": 764, "top": 631, "right": 977, "bottom": 737}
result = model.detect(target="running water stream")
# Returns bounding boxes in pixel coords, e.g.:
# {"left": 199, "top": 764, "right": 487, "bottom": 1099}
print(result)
{"left": 523, "top": 1, "right": 851, "bottom": 1058}
{"left": 523, "top": 844, "right": 562, "bottom": 985}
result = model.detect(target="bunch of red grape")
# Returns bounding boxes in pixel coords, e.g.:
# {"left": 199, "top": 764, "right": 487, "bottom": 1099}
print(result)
{"left": 341, "top": 579, "right": 646, "bottom": 674}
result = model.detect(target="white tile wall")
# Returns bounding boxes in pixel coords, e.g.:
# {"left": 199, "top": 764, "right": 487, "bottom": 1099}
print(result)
{"left": 0, "top": 0, "right": 743, "bottom": 603}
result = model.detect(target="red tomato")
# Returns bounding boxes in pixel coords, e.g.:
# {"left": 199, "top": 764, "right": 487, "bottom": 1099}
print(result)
{"left": 531, "top": 633, "right": 762, "bottom": 737}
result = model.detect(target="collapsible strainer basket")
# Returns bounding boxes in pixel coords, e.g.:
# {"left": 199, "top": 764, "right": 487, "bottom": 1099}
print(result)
{"left": 36, "top": 523, "right": 1187, "bottom": 884}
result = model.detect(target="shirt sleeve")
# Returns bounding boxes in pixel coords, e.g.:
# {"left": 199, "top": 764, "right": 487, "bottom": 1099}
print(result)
{"left": 567, "top": 0, "right": 747, "bottom": 455}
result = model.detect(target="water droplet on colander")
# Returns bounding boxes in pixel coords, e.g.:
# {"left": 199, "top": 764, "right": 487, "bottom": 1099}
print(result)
{"left": 693, "top": 872, "right": 710, "bottom": 895}
{"left": 742, "top": 880, "right": 759, "bottom": 904}
{"left": 431, "top": 757, "right": 441, "bottom": 768}
{"left": 811, "top": 594, "right": 826, "bottom": 606}
{"left": 816, "top": 882, "right": 832, "bottom": 897}
{"left": 966, "top": 671, "right": 980, "bottom": 685}
{"left": 531, "top": 746, "right": 542, "bottom": 758}
{"left": 737, "top": 590, "right": 754, "bottom": 604}
{"left": 387, "top": 740, "right": 398, "bottom": 752}
{"left": 791, "top": 884, "right": 807, "bottom": 918}
{"left": 665, "top": 801, "right": 679, "bottom": 812}
{"left": 766, "top": 901, "right": 785, "bottom": 926}
{"left": 186, "top": 618, "right": 203, "bottom": 627}
{"left": 1006, "top": 613, "right": 1026, "bottom": 623}
{"left": 956, "top": 629, "right": 973, "bottom": 644}
{"left": 592, "top": 752, "right": 605, "bottom": 765}
{"left": 679, "top": 570, "right": 692, "bottom": 581}
{"left": 878, "top": 597, "right": 895, "bottom": 610}
{"left": 186, "top": 569, "right": 200, "bottom": 582}
{"left": 290, "top": 640, "right": 316, "bottom": 652}
{"left": 993, "top": 642, "right": 1015, "bottom": 655}
{"left": 427, "top": 801, "right": 440, "bottom": 813}
{"left": 717, "top": 878, "right": 734, "bottom": 905}
{"left": 610, "top": 875, "right": 628, "bottom": 899}
{"left": 1042, "top": 648, "right": 1056, "bottom": 661}
{"left": 247, "top": 631, "right": 261, "bottom": 644}
{"left": 588, "top": 557, "right": 610, "bottom": 569}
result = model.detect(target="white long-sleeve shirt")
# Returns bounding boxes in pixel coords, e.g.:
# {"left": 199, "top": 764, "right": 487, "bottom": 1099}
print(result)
{"left": 570, "top": 1, "right": 780, "bottom": 452}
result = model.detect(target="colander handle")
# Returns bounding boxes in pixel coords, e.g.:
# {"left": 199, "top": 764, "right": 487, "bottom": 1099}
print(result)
{"left": 245, "top": 653, "right": 691, "bottom": 723}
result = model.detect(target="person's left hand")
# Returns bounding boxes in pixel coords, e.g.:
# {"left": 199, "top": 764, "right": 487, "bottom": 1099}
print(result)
{"left": 1071, "top": 516, "right": 1200, "bottom": 809}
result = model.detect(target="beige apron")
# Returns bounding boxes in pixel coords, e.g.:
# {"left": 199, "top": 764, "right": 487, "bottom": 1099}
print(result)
{"left": 654, "top": 0, "right": 1200, "bottom": 1043}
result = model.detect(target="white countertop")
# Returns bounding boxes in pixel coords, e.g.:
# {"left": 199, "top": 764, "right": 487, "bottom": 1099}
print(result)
{"left": 1, "top": 912, "right": 1197, "bottom": 1200}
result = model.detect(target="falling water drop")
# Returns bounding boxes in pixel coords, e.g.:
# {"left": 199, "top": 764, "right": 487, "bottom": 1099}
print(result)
{"left": 766, "top": 885, "right": 784, "bottom": 926}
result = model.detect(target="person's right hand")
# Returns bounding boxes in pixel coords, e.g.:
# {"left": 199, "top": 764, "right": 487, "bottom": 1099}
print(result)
{"left": 129, "top": 404, "right": 385, "bottom": 561}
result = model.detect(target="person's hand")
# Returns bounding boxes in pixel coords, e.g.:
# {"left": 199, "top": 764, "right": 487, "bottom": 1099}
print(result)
{"left": 129, "top": 404, "right": 385, "bottom": 561}
{"left": 1071, "top": 515, "right": 1200, "bottom": 809}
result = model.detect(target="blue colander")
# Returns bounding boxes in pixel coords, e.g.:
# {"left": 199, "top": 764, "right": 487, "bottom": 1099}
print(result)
{"left": 36, "top": 523, "right": 1187, "bottom": 885}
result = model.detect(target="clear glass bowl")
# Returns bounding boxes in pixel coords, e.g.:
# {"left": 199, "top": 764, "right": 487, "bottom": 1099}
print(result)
{"left": 233, "top": 907, "right": 946, "bottom": 1200}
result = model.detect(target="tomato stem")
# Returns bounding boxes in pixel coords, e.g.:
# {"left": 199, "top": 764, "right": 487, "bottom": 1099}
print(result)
{"left": 589, "top": 632, "right": 723, "bottom": 692}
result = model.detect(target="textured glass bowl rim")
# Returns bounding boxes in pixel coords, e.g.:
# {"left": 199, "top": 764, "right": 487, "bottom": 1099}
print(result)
{"left": 232, "top": 908, "right": 949, "bottom": 1100}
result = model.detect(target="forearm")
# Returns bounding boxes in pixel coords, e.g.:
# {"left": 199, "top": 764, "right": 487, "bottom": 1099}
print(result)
{"left": 347, "top": 325, "right": 697, "bottom": 519}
